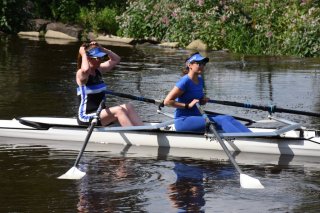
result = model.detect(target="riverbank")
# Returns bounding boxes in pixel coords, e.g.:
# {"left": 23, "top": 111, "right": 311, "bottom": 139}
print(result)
{"left": 15, "top": 19, "right": 208, "bottom": 50}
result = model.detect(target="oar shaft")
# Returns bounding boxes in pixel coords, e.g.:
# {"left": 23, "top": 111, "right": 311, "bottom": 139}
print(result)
{"left": 73, "top": 99, "right": 105, "bottom": 167}
{"left": 73, "top": 120, "right": 95, "bottom": 167}
{"left": 274, "top": 107, "right": 320, "bottom": 117}
{"left": 208, "top": 99, "right": 320, "bottom": 117}
{"left": 197, "top": 103, "right": 243, "bottom": 174}
{"left": 197, "top": 104, "right": 264, "bottom": 188}
{"left": 208, "top": 124, "right": 243, "bottom": 173}
{"left": 105, "top": 90, "right": 161, "bottom": 105}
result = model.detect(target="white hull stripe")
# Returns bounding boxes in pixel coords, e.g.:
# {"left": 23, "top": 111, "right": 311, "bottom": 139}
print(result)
{"left": 77, "top": 83, "right": 107, "bottom": 96}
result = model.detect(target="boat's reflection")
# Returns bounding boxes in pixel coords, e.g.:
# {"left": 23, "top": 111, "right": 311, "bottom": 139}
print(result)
{"left": 118, "top": 144, "right": 319, "bottom": 170}
{"left": 80, "top": 143, "right": 319, "bottom": 211}
{"left": 1, "top": 136, "right": 319, "bottom": 169}
{"left": 1, "top": 138, "right": 319, "bottom": 212}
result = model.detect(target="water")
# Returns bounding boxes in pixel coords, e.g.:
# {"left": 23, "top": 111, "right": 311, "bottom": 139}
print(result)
{"left": 0, "top": 35, "right": 320, "bottom": 212}
{"left": 0, "top": 141, "right": 319, "bottom": 213}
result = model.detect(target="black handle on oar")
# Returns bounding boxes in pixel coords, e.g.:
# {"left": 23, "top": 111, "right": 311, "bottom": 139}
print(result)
{"left": 105, "top": 90, "right": 164, "bottom": 109}
{"left": 58, "top": 99, "right": 105, "bottom": 180}
{"left": 208, "top": 99, "right": 320, "bottom": 117}
{"left": 196, "top": 103, "right": 264, "bottom": 189}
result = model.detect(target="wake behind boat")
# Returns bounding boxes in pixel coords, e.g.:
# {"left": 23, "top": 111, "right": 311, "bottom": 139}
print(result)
{"left": 0, "top": 115, "right": 319, "bottom": 157}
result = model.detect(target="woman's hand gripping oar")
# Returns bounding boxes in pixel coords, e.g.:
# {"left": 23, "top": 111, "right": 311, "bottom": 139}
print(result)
{"left": 58, "top": 99, "right": 105, "bottom": 180}
{"left": 196, "top": 103, "right": 264, "bottom": 189}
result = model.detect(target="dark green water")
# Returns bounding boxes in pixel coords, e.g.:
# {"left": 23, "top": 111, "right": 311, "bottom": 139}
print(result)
{"left": 0, "top": 35, "right": 319, "bottom": 212}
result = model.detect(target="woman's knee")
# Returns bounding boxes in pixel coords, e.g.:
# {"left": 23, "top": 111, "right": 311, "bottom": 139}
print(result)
{"left": 116, "top": 106, "right": 128, "bottom": 117}
{"left": 107, "top": 105, "right": 126, "bottom": 117}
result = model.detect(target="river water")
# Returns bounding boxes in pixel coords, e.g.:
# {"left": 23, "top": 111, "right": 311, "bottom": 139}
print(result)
{"left": 0, "top": 35, "right": 319, "bottom": 212}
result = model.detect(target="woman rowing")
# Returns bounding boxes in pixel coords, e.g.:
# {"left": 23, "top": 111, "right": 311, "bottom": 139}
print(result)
{"left": 164, "top": 52, "right": 251, "bottom": 133}
{"left": 76, "top": 41, "right": 144, "bottom": 127}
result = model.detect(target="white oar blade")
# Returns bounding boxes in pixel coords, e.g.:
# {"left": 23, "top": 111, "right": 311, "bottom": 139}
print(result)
{"left": 240, "top": 174, "right": 264, "bottom": 189}
{"left": 58, "top": 166, "right": 86, "bottom": 180}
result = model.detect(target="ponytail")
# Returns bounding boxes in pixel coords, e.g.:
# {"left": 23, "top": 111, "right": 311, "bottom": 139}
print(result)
{"left": 181, "top": 67, "right": 189, "bottom": 76}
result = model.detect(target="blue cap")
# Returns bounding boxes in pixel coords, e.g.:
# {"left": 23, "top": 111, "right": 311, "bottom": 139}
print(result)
{"left": 86, "top": 47, "right": 107, "bottom": 58}
{"left": 186, "top": 53, "right": 209, "bottom": 65}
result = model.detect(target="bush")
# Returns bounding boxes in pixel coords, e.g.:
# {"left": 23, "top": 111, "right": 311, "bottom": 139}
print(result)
{"left": 50, "top": 0, "right": 80, "bottom": 23}
{"left": 231, "top": 0, "right": 320, "bottom": 57}
{"left": 0, "top": 0, "right": 33, "bottom": 33}
{"left": 96, "top": 7, "right": 119, "bottom": 35}
{"left": 118, "top": 0, "right": 222, "bottom": 46}
{"left": 117, "top": 0, "right": 320, "bottom": 57}
{"left": 278, "top": 2, "right": 320, "bottom": 57}
{"left": 78, "top": 6, "right": 119, "bottom": 35}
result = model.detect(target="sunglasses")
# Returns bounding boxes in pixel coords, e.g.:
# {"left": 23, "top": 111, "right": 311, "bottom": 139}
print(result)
{"left": 192, "top": 61, "right": 207, "bottom": 66}
{"left": 90, "top": 56, "right": 108, "bottom": 61}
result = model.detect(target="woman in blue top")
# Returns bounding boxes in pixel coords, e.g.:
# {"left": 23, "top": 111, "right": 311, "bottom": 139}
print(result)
{"left": 76, "top": 41, "right": 144, "bottom": 127}
{"left": 164, "top": 52, "right": 251, "bottom": 133}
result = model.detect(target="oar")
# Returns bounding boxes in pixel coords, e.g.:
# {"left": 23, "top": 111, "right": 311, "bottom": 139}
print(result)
{"left": 204, "top": 110, "right": 256, "bottom": 125}
{"left": 58, "top": 99, "right": 105, "bottom": 180}
{"left": 105, "top": 90, "right": 163, "bottom": 105}
{"left": 208, "top": 99, "right": 320, "bottom": 117}
{"left": 196, "top": 103, "right": 264, "bottom": 189}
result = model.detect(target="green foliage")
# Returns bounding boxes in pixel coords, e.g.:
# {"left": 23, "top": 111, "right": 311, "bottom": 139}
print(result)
{"left": 78, "top": 7, "right": 95, "bottom": 32}
{"left": 1, "top": 0, "right": 122, "bottom": 35}
{"left": 278, "top": 2, "right": 320, "bottom": 57}
{"left": 0, "top": 0, "right": 32, "bottom": 33}
{"left": 233, "top": 0, "right": 320, "bottom": 57}
{"left": 1, "top": 0, "right": 319, "bottom": 57}
{"left": 78, "top": 6, "right": 119, "bottom": 35}
{"left": 96, "top": 7, "right": 119, "bottom": 34}
{"left": 118, "top": 0, "right": 320, "bottom": 57}
{"left": 32, "top": 0, "right": 53, "bottom": 19}
{"left": 118, "top": 0, "right": 222, "bottom": 47}
{"left": 50, "top": 0, "right": 80, "bottom": 23}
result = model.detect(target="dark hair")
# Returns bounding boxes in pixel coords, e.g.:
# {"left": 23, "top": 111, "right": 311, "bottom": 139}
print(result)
{"left": 181, "top": 52, "right": 200, "bottom": 75}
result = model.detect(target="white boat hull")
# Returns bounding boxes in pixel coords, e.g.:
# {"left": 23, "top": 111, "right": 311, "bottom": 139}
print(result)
{"left": 0, "top": 117, "right": 319, "bottom": 156}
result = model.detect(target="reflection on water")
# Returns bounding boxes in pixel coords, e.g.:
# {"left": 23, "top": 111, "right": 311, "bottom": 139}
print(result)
{"left": 167, "top": 160, "right": 235, "bottom": 212}
{"left": 0, "top": 143, "right": 319, "bottom": 212}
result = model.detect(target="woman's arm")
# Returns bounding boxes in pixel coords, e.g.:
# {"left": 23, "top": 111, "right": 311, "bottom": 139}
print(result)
{"left": 76, "top": 46, "right": 90, "bottom": 85}
{"left": 98, "top": 46, "right": 121, "bottom": 73}
{"left": 164, "top": 86, "right": 200, "bottom": 109}
{"left": 164, "top": 86, "right": 190, "bottom": 109}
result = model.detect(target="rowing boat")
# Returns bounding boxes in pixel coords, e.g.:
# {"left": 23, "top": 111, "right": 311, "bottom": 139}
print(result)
{"left": 1, "top": 92, "right": 317, "bottom": 186}
{"left": 0, "top": 115, "right": 319, "bottom": 157}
